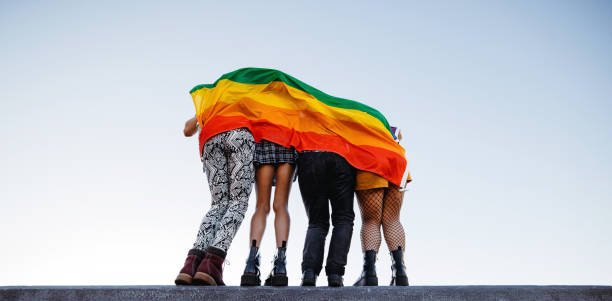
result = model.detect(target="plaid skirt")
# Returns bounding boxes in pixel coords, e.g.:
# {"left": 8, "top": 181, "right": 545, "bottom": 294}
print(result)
{"left": 253, "top": 140, "right": 298, "bottom": 167}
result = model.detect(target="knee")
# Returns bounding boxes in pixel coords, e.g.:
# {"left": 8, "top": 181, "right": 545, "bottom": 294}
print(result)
{"left": 382, "top": 218, "right": 401, "bottom": 229}
{"left": 361, "top": 219, "right": 382, "bottom": 228}
{"left": 227, "top": 200, "right": 249, "bottom": 217}
{"left": 255, "top": 204, "right": 271, "bottom": 215}
{"left": 272, "top": 201, "right": 288, "bottom": 215}
{"left": 334, "top": 209, "right": 355, "bottom": 222}
{"left": 308, "top": 221, "right": 330, "bottom": 234}
{"left": 362, "top": 212, "right": 382, "bottom": 225}
{"left": 333, "top": 219, "right": 354, "bottom": 228}
{"left": 332, "top": 213, "right": 354, "bottom": 227}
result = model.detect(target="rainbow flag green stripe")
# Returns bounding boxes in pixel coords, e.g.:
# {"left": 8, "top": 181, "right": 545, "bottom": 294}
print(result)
{"left": 190, "top": 67, "right": 391, "bottom": 132}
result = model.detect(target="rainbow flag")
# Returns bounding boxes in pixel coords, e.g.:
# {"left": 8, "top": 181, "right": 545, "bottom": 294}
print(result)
{"left": 190, "top": 68, "right": 409, "bottom": 186}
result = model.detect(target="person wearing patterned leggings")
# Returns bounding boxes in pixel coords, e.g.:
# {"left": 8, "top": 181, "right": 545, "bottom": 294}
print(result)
{"left": 175, "top": 116, "right": 255, "bottom": 286}
{"left": 353, "top": 128, "right": 411, "bottom": 287}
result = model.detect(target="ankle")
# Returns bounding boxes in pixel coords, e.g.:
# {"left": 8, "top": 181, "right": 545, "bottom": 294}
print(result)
{"left": 276, "top": 240, "right": 287, "bottom": 249}
{"left": 206, "top": 246, "right": 226, "bottom": 259}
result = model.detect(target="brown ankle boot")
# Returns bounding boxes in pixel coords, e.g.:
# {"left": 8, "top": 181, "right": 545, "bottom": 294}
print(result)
{"left": 193, "top": 246, "right": 226, "bottom": 286}
{"left": 175, "top": 248, "right": 206, "bottom": 285}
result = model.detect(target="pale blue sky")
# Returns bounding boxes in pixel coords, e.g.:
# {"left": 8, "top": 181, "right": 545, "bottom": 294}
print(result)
{"left": 1, "top": 1, "right": 611, "bottom": 286}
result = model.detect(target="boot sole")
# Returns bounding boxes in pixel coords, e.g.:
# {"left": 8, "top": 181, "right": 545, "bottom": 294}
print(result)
{"left": 174, "top": 273, "right": 193, "bottom": 285}
{"left": 392, "top": 276, "right": 409, "bottom": 286}
{"left": 240, "top": 274, "right": 261, "bottom": 286}
{"left": 193, "top": 272, "right": 217, "bottom": 286}
{"left": 354, "top": 276, "right": 378, "bottom": 286}
{"left": 300, "top": 280, "right": 316, "bottom": 286}
{"left": 366, "top": 276, "right": 378, "bottom": 286}
{"left": 265, "top": 275, "right": 288, "bottom": 286}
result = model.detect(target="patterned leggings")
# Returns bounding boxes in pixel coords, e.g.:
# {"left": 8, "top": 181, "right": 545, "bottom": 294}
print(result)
{"left": 193, "top": 128, "right": 255, "bottom": 252}
{"left": 356, "top": 185, "right": 405, "bottom": 253}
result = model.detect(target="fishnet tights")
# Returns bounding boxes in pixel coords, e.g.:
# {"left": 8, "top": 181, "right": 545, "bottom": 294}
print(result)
{"left": 381, "top": 185, "right": 405, "bottom": 252}
{"left": 356, "top": 185, "right": 405, "bottom": 252}
{"left": 356, "top": 189, "right": 383, "bottom": 252}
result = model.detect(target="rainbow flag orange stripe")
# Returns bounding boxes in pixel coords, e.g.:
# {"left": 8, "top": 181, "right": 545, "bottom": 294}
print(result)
{"left": 190, "top": 68, "right": 409, "bottom": 186}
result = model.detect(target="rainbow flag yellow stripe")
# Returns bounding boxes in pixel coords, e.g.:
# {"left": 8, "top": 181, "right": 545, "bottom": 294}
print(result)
{"left": 190, "top": 68, "right": 409, "bottom": 185}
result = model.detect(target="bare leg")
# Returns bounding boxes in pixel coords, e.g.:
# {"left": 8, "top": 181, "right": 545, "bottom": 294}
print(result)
{"left": 272, "top": 163, "right": 294, "bottom": 247}
{"left": 249, "top": 165, "right": 274, "bottom": 247}
{"left": 381, "top": 185, "right": 406, "bottom": 252}
{"left": 356, "top": 189, "right": 384, "bottom": 252}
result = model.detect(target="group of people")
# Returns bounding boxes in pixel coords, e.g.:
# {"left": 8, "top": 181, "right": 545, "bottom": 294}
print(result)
{"left": 174, "top": 113, "right": 410, "bottom": 287}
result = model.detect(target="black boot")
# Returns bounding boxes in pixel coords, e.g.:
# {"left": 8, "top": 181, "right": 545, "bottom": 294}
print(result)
{"left": 327, "top": 274, "right": 344, "bottom": 287}
{"left": 264, "top": 241, "right": 288, "bottom": 286}
{"left": 301, "top": 269, "right": 317, "bottom": 286}
{"left": 390, "top": 246, "right": 409, "bottom": 286}
{"left": 240, "top": 240, "right": 261, "bottom": 286}
{"left": 353, "top": 250, "right": 378, "bottom": 286}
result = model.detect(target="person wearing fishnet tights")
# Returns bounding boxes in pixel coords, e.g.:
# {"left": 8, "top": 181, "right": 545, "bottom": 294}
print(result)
{"left": 353, "top": 127, "right": 410, "bottom": 287}
{"left": 353, "top": 176, "right": 409, "bottom": 287}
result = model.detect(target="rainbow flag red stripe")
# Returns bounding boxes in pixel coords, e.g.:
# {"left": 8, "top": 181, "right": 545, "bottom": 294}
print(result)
{"left": 190, "top": 68, "right": 409, "bottom": 186}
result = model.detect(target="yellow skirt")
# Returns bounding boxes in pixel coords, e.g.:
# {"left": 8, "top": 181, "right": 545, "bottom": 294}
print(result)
{"left": 355, "top": 171, "right": 389, "bottom": 191}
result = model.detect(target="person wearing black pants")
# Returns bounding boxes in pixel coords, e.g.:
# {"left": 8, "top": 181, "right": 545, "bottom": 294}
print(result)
{"left": 297, "top": 151, "right": 356, "bottom": 287}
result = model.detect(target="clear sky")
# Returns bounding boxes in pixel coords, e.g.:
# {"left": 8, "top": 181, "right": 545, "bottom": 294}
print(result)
{"left": 1, "top": 0, "right": 611, "bottom": 286}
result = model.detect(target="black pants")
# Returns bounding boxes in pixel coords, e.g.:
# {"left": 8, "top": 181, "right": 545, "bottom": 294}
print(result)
{"left": 298, "top": 152, "right": 356, "bottom": 276}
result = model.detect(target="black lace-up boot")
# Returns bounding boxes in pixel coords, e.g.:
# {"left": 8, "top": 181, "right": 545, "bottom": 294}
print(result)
{"left": 327, "top": 274, "right": 343, "bottom": 287}
{"left": 240, "top": 240, "right": 261, "bottom": 286}
{"left": 264, "top": 241, "right": 288, "bottom": 286}
{"left": 353, "top": 250, "right": 378, "bottom": 286}
{"left": 301, "top": 269, "right": 317, "bottom": 286}
{"left": 390, "top": 246, "right": 409, "bottom": 286}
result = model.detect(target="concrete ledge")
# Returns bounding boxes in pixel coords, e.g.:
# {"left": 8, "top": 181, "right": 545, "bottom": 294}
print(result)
{"left": 2, "top": 286, "right": 611, "bottom": 301}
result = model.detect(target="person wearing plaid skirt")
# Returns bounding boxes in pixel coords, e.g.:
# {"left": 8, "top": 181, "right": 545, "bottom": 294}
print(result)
{"left": 240, "top": 139, "right": 298, "bottom": 287}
